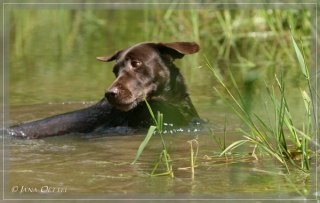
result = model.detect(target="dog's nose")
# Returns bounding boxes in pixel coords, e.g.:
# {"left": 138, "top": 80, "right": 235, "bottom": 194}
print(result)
{"left": 105, "top": 88, "right": 119, "bottom": 100}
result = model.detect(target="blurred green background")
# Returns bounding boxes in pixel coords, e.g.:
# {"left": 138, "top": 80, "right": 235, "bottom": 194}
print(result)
{"left": 9, "top": 7, "right": 312, "bottom": 110}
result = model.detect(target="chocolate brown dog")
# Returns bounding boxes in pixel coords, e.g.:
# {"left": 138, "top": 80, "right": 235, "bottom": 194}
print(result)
{"left": 8, "top": 42, "right": 200, "bottom": 139}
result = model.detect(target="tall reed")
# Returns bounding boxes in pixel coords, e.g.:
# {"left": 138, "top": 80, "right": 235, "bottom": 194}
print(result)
{"left": 206, "top": 33, "right": 313, "bottom": 172}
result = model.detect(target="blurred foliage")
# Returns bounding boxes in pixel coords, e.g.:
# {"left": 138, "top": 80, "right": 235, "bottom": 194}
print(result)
{"left": 9, "top": 8, "right": 312, "bottom": 106}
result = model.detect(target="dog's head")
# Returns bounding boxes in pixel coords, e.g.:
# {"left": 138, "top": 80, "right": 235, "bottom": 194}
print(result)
{"left": 97, "top": 42, "right": 200, "bottom": 111}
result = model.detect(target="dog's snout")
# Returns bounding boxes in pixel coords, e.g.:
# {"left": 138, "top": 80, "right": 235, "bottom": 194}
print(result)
{"left": 105, "top": 88, "right": 119, "bottom": 99}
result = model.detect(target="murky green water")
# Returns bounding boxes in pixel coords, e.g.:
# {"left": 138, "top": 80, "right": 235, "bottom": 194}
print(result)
{"left": 6, "top": 102, "right": 312, "bottom": 199}
{"left": 5, "top": 6, "right": 317, "bottom": 200}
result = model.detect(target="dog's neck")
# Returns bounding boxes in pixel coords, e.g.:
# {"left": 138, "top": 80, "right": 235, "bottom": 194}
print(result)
{"left": 168, "top": 63, "right": 189, "bottom": 99}
{"left": 150, "top": 62, "right": 190, "bottom": 104}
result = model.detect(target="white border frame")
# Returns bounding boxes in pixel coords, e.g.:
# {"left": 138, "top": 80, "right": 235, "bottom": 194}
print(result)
{"left": 2, "top": 1, "right": 318, "bottom": 201}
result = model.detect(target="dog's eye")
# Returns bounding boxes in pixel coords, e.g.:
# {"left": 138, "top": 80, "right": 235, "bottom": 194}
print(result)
{"left": 131, "top": 60, "right": 142, "bottom": 68}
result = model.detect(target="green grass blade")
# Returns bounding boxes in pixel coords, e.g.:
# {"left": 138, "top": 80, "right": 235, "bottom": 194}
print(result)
{"left": 290, "top": 126, "right": 313, "bottom": 141}
{"left": 144, "top": 98, "right": 158, "bottom": 126}
{"left": 219, "top": 140, "right": 249, "bottom": 156}
{"left": 301, "top": 90, "right": 311, "bottom": 116}
{"left": 253, "top": 113, "right": 273, "bottom": 134}
{"left": 290, "top": 34, "right": 308, "bottom": 79}
{"left": 131, "top": 125, "right": 157, "bottom": 164}
{"left": 243, "top": 136, "right": 285, "bottom": 165}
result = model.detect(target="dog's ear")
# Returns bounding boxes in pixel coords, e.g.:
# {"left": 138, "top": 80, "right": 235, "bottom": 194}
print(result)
{"left": 96, "top": 50, "right": 122, "bottom": 62}
{"left": 156, "top": 42, "right": 200, "bottom": 60}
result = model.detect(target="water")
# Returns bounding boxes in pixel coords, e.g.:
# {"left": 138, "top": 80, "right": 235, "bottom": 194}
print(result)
{"left": 5, "top": 8, "right": 315, "bottom": 200}
{"left": 5, "top": 102, "right": 312, "bottom": 199}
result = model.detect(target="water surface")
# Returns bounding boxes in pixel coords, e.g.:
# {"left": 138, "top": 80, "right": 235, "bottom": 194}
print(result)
{"left": 6, "top": 102, "right": 312, "bottom": 199}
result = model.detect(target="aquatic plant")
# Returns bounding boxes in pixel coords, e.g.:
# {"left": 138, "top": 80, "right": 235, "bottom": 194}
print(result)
{"left": 210, "top": 116, "right": 227, "bottom": 153}
{"left": 132, "top": 99, "right": 174, "bottom": 177}
{"left": 206, "top": 33, "right": 314, "bottom": 172}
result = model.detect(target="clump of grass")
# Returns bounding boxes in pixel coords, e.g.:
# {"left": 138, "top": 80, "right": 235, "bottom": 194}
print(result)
{"left": 132, "top": 99, "right": 174, "bottom": 177}
{"left": 210, "top": 116, "right": 227, "bottom": 153}
{"left": 206, "top": 33, "right": 313, "bottom": 172}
